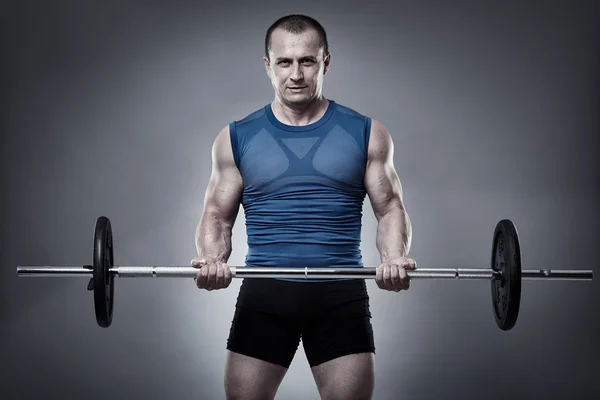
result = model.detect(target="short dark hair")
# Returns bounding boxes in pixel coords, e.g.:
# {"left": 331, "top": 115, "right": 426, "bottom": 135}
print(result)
{"left": 264, "top": 14, "right": 329, "bottom": 60}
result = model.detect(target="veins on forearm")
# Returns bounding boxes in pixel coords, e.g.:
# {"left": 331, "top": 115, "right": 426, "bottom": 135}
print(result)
{"left": 376, "top": 206, "right": 411, "bottom": 262}
{"left": 195, "top": 213, "right": 233, "bottom": 262}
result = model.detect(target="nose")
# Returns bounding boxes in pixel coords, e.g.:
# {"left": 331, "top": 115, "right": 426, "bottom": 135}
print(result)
{"left": 290, "top": 63, "right": 304, "bottom": 81}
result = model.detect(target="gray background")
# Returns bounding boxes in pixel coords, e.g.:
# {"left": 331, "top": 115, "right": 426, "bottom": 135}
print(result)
{"left": 2, "top": 0, "right": 599, "bottom": 399}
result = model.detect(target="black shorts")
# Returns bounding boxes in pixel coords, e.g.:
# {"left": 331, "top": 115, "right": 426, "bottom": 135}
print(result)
{"left": 226, "top": 278, "right": 375, "bottom": 368}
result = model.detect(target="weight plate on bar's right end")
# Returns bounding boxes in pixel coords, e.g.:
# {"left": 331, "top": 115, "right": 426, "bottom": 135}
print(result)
{"left": 93, "top": 216, "right": 115, "bottom": 328}
{"left": 491, "top": 219, "right": 522, "bottom": 331}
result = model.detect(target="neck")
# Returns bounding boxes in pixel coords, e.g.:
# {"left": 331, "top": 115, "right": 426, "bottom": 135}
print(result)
{"left": 271, "top": 95, "right": 329, "bottom": 126}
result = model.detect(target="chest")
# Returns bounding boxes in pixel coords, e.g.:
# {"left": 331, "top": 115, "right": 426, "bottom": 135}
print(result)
{"left": 239, "top": 126, "right": 367, "bottom": 190}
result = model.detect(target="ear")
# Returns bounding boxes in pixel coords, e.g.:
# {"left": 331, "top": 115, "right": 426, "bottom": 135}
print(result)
{"left": 323, "top": 52, "right": 331, "bottom": 75}
{"left": 263, "top": 56, "right": 272, "bottom": 77}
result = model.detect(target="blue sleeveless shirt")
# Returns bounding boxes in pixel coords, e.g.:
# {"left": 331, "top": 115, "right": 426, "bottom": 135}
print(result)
{"left": 229, "top": 100, "right": 372, "bottom": 282}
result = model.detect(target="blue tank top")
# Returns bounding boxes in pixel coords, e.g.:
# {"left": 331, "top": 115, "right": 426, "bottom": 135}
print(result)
{"left": 229, "top": 100, "right": 372, "bottom": 282}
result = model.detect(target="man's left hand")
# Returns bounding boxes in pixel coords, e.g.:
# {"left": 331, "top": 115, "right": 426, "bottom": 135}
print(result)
{"left": 376, "top": 257, "right": 417, "bottom": 292}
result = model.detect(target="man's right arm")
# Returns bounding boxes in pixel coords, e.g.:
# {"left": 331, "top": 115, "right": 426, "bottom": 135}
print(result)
{"left": 194, "top": 125, "right": 243, "bottom": 271}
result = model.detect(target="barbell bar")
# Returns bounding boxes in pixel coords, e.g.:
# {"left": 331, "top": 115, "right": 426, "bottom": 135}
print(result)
{"left": 16, "top": 216, "right": 593, "bottom": 330}
{"left": 15, "top": 266, "right": 594, "bottom": 280}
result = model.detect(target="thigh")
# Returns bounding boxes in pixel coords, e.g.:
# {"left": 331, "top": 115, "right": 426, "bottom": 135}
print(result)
{"left": 224, "top": 350, "right": 288, "bottom": 400}
{"left": 226, "top": 305, "right": 301, "bottom": 369}
{"left": 302, "top": 279, "right": 376, "bottom": 368}
{"left": 311, "top": 353, "right": 375, "bottom": 400}
{"left": 225, "top": 280, "right": 304, "bottom": 399}
{"left": 302, "top": 280, "right": 376, "bottom": 399}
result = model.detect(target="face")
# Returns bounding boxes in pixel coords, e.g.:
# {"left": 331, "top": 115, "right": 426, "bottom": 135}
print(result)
{"left": 264, "top": 28, "right": 330, "bottom": 107}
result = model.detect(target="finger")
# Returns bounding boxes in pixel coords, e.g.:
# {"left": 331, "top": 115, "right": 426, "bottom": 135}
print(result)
{"left": 403, "top": 259, "right": 417, "bottom": 270}
{"left": 224, "top": 264, "right": 233, "bottom": 286}
{"left": 196, "top": 265, "right": 209, "bottom": 289}
{"left": 206, "top": 263, "right": 218, "bottom": 291}
{"left": 383, "top": 264, "right": 392, "bottom": 290}
{"left": 398, "top": 267, "right": 410, "bottom": 290}
{"left": 215, "top": 263, "right": 225, "bottom": 289}
{"left": 191, "top": 258, "right": 206, "bottom": 268}
{"left": 376, "top": 265, "right": 384, "bottom": 289}
{"left": 390, "top": 264, "right": 400, "bottom": 291}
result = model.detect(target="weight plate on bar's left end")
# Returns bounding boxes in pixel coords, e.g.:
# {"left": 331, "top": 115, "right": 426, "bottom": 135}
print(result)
{"left": 93, "top": 216, "right": 115, "bottom": 328}
{"left": 491, "top": 219, "right": 522, "bottom": 331}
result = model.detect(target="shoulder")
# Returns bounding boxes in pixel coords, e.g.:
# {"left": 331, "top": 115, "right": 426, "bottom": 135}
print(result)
{"left": 213, "top": 124, "right": 231, "bottom": 147}
{"left": 332, "top": 101, "right": 370, "bottom": 123}
{"left": 328, "top": 101, "right": 390, "bottom": 141}
{"left": 367, "top": 119, "right": 394, "bottom": 160}
{"left": 369, "top": 119, "right": 392, "bottom": 141}
{"left": 212, "top": 124, "right": 233, "bottom": 162}
{"left": 330, "top": 101, "right": 392, "bottom": 158}
{"left": 231, "top": 106, "right": 268, "bottom": 131}
{"left": 213, "top": 106, "right": 269, "bottom": 167}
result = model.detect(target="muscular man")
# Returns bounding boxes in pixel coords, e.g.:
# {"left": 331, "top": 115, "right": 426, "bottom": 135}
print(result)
{"left": 192, "top": 15, "right": 416, "bottom": 400}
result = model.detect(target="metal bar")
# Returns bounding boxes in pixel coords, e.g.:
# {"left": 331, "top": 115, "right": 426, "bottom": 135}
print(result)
{"left": 115, "top": 267, "right": 477, "bottom": 279}
{"left": 16, "top": 266, "right": 594, "bottom": 280}
{"left": 16, "top": 266, "right": 92, "bottom": 277}
{"left": 521, "top": 269, "right": 594, "bottom": 280}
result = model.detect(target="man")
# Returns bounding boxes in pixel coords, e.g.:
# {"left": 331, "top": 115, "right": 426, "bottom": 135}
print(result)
{"left": 191, "top": 14, "right": 416, "bottom": 400}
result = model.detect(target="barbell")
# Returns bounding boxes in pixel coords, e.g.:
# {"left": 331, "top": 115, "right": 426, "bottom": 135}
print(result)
{"left": 16, "top": 216, "right": 593, "bottom": 330}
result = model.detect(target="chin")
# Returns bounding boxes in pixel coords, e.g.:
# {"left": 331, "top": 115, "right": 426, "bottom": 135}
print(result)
{"left": 284, "top": 93, "right": 314, "bottom": 105}
{"left": 287, "top": 95, "right": 309, "bottom": 102}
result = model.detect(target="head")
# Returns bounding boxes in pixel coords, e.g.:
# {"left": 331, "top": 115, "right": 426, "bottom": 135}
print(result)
{"left": 264, "top": 15, "right": 331, "bottom": 107}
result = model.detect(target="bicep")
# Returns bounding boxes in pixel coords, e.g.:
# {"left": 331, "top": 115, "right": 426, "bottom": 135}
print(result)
{"left": 202, "top": 126, "right": 243, "bottom": 225}
{"left": 364, "top": 120, "right": 405, "bottom": 219}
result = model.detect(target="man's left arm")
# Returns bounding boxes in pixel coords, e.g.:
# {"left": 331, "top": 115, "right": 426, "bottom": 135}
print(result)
{"left": 364, "top": 119, "right": 416, "bottom": 291}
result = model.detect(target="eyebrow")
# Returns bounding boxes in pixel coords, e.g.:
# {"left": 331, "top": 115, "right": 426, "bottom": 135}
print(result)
{"left": 275, "top": 56, "right": 317, "bottom": 62}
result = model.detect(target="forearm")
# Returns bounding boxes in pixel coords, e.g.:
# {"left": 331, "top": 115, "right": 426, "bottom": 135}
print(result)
{"left": 195, "top": 212, "right": 233, "bottom": 262}
{"left": 375, "top": 206, "right": 412, "bottom": 262}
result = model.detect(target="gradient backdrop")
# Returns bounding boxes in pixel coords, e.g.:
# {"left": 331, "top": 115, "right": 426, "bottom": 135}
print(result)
{"left": 2, "top": 0, "right": 599, "bottom": 399}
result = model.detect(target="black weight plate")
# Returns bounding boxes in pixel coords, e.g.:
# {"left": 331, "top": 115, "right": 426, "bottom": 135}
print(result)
{"left": 94, "top": 216, "right": 115, "bottom": 328}
{"left": 491, "top": 219, "right": 521, "bottom": 331}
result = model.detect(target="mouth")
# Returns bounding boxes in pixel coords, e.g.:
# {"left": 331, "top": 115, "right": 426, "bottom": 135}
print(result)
{"left": 288, "top": 86, "right": 307, "bottom": 90}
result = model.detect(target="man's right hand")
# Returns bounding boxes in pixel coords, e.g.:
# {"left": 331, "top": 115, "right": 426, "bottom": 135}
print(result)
{"left": 191, "top": 257, "right": 233, "bottom": 290}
